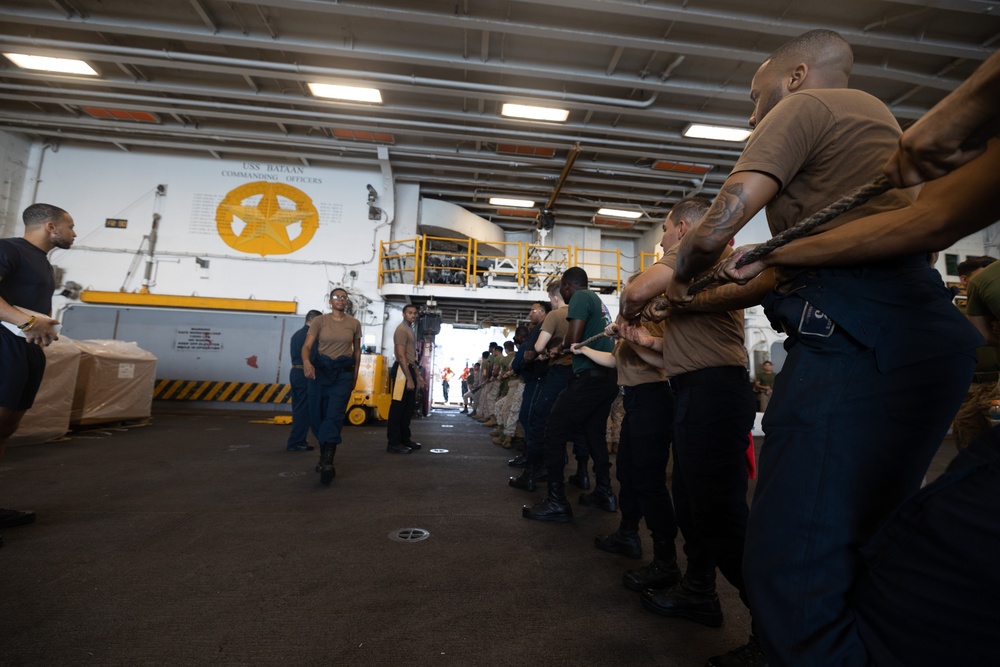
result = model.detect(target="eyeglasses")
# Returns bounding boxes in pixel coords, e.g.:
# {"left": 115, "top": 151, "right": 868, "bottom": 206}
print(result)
{"left": 330, "top": 295, "right": 348, "bottom": 300}
{"left": 530, "top": 308, "right": 543, "bottom": 313}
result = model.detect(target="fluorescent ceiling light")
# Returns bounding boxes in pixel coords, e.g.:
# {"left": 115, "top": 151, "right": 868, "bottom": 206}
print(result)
{"left": 489, "top": 197, "right": 535, "bottom": 208}
{"left": 683, "top": 123, "right": 751, "bottom": 142}
{"left": 308, "top": 83, "right": 382, "bottom": 103}
{"left": 4, "top": 53, "right": 97, "bottom": 76}
{"left": 597, "top": 208, "right": 643, "bottom": 219}
{"left": 501, "top": 103, "right": 569, "bottom": 122}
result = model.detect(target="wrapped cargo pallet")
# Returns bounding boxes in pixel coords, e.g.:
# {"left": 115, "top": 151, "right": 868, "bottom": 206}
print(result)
{"left": 70, "top": 340, "right": 157, "bottom": 426}
{"left": 8, "top": 336, "right": 82, "bottom": 446}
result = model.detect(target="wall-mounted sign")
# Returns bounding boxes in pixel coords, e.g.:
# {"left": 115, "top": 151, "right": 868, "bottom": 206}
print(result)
{"left": 105, "top": 218, "right": 128, "bottom": 228}
{"left": 174, "top": 327, "right": 223, "bottom": 351}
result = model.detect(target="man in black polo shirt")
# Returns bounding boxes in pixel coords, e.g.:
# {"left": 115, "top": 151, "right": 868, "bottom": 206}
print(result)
{"left": 0, "top": 203, "right": 76, "bottom": 546}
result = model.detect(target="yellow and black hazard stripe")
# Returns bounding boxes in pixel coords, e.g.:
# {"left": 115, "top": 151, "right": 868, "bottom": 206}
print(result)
{"left": 154, "top": 379, "right": 292, "bottom": 404}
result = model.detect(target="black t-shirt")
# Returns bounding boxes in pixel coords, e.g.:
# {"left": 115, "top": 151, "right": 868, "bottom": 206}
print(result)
{"left": 0, "top": 238, "right": 55, "bottom": 315}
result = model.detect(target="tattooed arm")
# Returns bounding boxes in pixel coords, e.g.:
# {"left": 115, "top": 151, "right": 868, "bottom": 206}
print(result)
{"left": 663, "top": 171, "right": 780, "bottom": 306}
{"left": 673, "top": 171, "right": 780, "bottom": 283}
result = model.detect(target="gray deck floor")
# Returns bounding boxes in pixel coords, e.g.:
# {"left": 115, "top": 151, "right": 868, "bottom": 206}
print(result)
{"left": 0, "top": 405, "right": 958, "bottom": 666}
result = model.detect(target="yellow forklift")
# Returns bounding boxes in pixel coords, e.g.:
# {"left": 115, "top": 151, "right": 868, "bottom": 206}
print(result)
{"left": 347, "top": 353, "right": 393, "bottom": 426}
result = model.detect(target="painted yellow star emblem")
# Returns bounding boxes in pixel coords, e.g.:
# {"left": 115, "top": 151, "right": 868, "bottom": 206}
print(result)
{"left": 216, "top": 181, "right": 319, "bottom": 256}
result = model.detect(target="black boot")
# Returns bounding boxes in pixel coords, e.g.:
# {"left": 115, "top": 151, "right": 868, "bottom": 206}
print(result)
{"left": 319, "top": 444, "right": 336, "bottom": 486}
{"left": 507, "top": 454, "right": 528, "bottom": 468}
{"left": 594, "top": 523, "right": 642, "bottom": 559}
{"left": 640, "top": 568, "right": 723, "bottom": 627}
{"left": 623, "top": 533, "right": 681, "bottom": 590}
{"left": 507, "top": 459, "right": 544, "bottom": 492}
{"left": 567, "top": 457, "right": 591, "bottom": 490}
{"left": 522, "top": 480, "right": 572, "bottom": 523}
{"left": 579, "top": 476, "right": 618, "bottom": 512}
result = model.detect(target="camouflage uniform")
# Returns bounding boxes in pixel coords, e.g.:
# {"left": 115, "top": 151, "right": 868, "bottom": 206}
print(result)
{"left": 605, "top": 389, "right": 624, "bottom": 453}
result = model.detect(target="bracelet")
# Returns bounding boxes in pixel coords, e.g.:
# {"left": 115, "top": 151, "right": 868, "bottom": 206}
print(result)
{"left": 18, "top": 316, "right": 37, "bottom": 332}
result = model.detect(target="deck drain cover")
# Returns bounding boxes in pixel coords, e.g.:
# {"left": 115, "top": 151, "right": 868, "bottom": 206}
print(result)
{"left": 390, "top": 528, "right": 430, "bottom": 542}
{"left": 278, "top": 471, "right": 307, "bottom": 477}
{"left": 429, "top": 448, "right": 449, "bottom": 454}
{"left": 228, "top": 444, "right": 250, "bottom": 450}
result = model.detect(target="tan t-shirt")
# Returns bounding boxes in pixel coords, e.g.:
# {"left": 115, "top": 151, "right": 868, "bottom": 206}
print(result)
{"left": 657, "top": 246, "right": 747, "bottom": 377}
{"left": 732, "top": 88, "right": 915, "bottom": 282}
{"left": 308, "top": 314, "right": 361, "bottom": 360}
{"left": 540, "top": 305, "right": 572, "bottom": 366}
{"left": 393, "top": 321, "right": 417, "bottom": 365}
{"left": 613, "top": 320, "right": 668, "bottom": 387}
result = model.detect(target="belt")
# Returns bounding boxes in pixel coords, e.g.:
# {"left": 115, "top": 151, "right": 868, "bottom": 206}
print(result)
{"left": 670, "top": 366, "right": 748, "bottom": 390}
{"left": 576, "top": 367, "right": 611, "bottom": 379}
{"left": 622, "top": 381, "right": 668, "bottom": 395}
{"left": 972, "top": 371, "right": 1000, "bottom": 384}
{"left": 292, "top": 364, "right": 304, "bottom": 369}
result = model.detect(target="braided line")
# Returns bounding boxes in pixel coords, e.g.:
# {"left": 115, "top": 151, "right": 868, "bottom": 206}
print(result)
{"left": 686, "top": 175, "right": 892, "bottom": 296}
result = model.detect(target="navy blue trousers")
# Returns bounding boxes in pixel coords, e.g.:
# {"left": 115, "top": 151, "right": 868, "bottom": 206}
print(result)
{"left": 670, "top": 368, "right": 755, "bottom": 605}
{"left": 517, "top": 375, "right": 540, "bottom": 441}
{"left": 307, "top": 361, "right": 353, "bottom": 448}
{"left": 617, "top": 381, "right": 677, "bottom": 537}
{"left": 746, "top": 289, "right": 976, "bottom": 667}
{"left": 524, "top": 365, "right": 573, "bottom": 461}
{"left": 853, "top": 426, "right": 1000, "bottom": 666}
{"left": 286, "top": 368, "right": 313, "bottom": 447}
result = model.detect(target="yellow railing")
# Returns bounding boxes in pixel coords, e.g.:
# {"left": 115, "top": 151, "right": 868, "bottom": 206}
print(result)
{"left": 572, "top": 246, "right": 622, "bottom": 290}
{"left": 472, "top": 239, "right": 525, "bottom": 288}
{"left": 524, "top": 244, "right": 571, "bottom": 292}
{"left": 378, "top": 235, "right": 633, "bottom": 292}
{"left": 639, "top": 251, "right": 661, "bottom": 272}
{"left": 421, "top": 235, "right": 473, "bottom": 287}
{"left": 378, "top": 237, "right": 421, "bottom": 287}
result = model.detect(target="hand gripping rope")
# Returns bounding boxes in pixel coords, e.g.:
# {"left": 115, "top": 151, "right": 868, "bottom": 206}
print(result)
{"left": 571, "top": 175, "right": 893, "bottom": 349}
{"left": 686, "top": 175, "right": 892, "bottom": 296}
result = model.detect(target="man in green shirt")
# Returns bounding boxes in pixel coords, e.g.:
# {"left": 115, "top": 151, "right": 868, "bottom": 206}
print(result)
{"left": 753, "top": 361, "right": 776, "bottom": 412}
{"left": 523, "top": 266, "right": 618, "bottom": 523}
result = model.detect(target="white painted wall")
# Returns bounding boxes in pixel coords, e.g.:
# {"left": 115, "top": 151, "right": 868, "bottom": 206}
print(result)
{"left": 0, "top": 132, "right": 33, "bottom": 237}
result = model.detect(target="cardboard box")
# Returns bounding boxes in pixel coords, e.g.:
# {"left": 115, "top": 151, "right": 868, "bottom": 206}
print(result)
{"left": 70, "top": 340, "right": 157, "bottom": 425}
{"left": 8, "top": 336, "right": 82, "bottom": 446}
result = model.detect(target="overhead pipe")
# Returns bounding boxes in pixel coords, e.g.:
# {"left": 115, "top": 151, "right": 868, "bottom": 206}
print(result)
{"left": 0, "top": 36, "right": 667, "bottom": 109}
{"left": 0, "top": 82, "right": 754, "bottom": 156}
{"left": 0, "top": 85, "right": 754, "bottom": 159}
{"left": 1, "top": 6, "right": 980, "bottom": 92}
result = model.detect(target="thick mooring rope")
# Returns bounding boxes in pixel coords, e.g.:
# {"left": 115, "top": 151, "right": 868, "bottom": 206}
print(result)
{"left": 686, "top": 175, "right": 892, "bottom": 296}
{"left": 563, "top": 176, "right": 893, "bottom": 348}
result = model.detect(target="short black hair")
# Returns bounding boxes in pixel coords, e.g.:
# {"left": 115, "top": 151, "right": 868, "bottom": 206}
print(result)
{"left": 23, "top": 203, "right": 69, "bottom": 227}
{"left": 562, "top": 266, "right": 588, "bottom": 289}
{"left": 534, "top": 301, "right": 552, "bottom": 314}
{"left": 768, "top": 29, "right": 853, "bottom": 80}
{"left": 305, "top": 309, "right": 322, "bottom": 323}
{"left": 957, "top": 256, "right": 995, "bottom": 277}
{"left": 402, "top": 304, "right": 418, "bottom": 314}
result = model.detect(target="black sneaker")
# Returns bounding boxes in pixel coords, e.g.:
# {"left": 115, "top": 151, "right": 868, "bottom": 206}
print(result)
{"left": 705, "top": 635, "right": 766, "bottom": 667}
{"left": 286, "top": 443, "right": 315, "bottom": 452}
{"left": 0, "top": 508, "right": 36, "bottom": 529}
{"left": 404, "top": 441, "right": 422, "bottom": 450}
